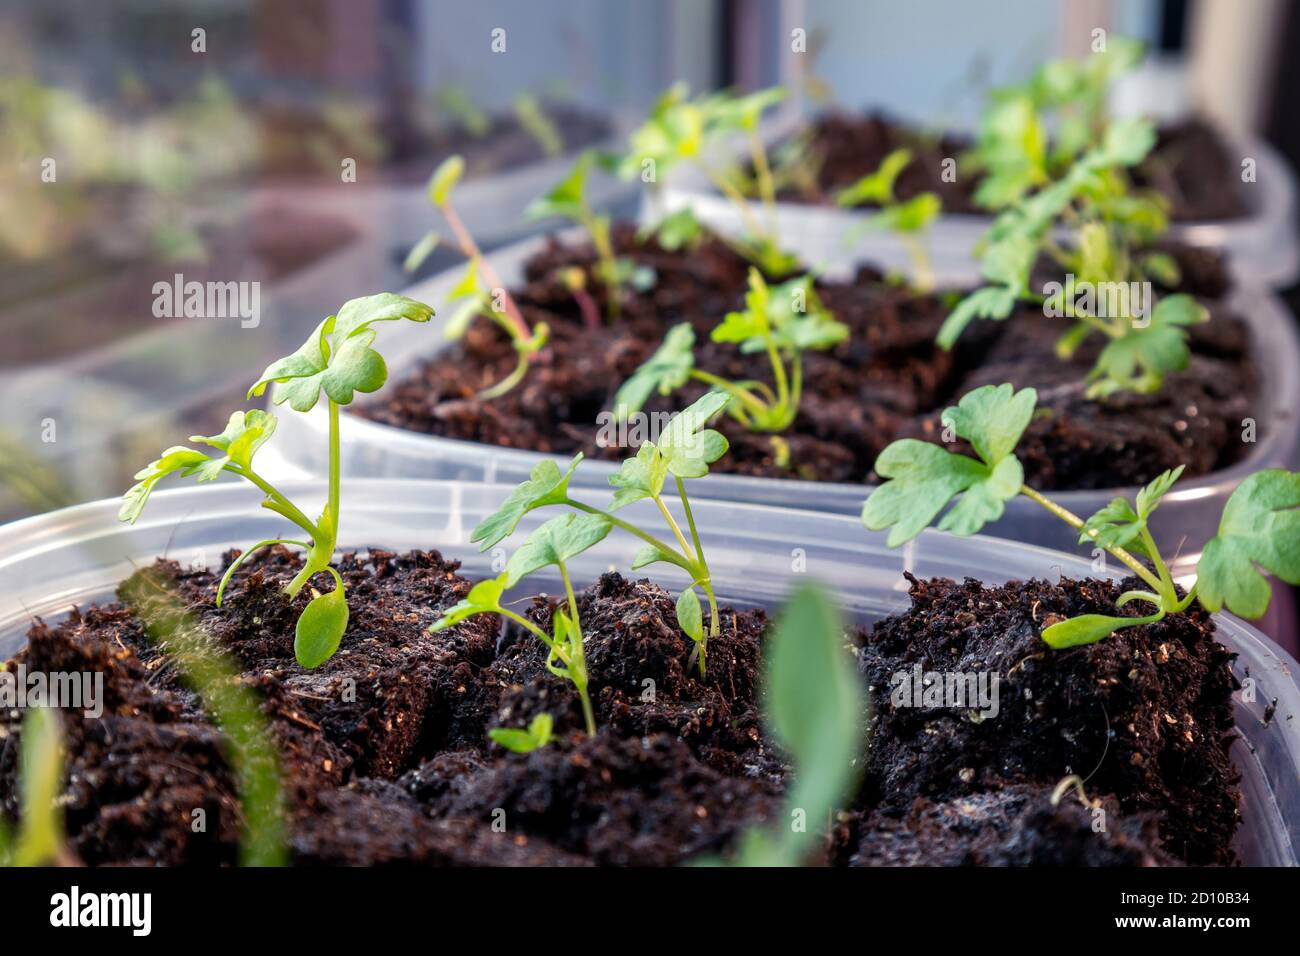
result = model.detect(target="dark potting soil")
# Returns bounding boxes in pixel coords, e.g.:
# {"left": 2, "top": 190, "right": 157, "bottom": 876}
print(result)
{"left": 776, "top": 112, "right": 1248, "bottom": 222}
{"left": 0, "top": 545, "right": 1244, "bottom": 866}
{"left": 360, "top": 225, "right": 1259, "bottom": 491}
{"left": 859, "top": 573, "right": 1240, "bottom": 865}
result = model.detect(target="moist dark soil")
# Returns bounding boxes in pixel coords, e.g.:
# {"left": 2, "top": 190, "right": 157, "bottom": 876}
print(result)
{"left": 776, "top": 112, "right": 1248, "bottom": 222}
{"left": 0, "top": 543, "right": 1244, "bottom": 866}
{"left": 859, "top": 573, "right": 1240, "bottom": 865}
{"left": 360, "top": 224, "right": 1259, "bottom": 491}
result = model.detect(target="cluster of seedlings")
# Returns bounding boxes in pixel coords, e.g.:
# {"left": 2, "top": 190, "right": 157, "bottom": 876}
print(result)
{"left": 2, "top": 37, "right": 1295, "bottom": 869}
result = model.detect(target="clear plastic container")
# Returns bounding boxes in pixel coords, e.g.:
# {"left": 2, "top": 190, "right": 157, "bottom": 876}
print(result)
{"left": 652, "top": 124, "right": 1299, "bottom": 288}
{"left": 253, "top": 113, "right": 639, "bottom": 249}
{"left": 262, "top": 230, "right": 1300, "bottom": 584}
{"left": 0, "top": 479, "right": 1294, "bottom": 864}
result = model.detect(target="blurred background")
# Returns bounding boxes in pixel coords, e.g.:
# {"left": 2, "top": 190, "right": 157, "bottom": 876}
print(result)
{"left": 1, "top": 0, "right": 1297, "bottom": 524}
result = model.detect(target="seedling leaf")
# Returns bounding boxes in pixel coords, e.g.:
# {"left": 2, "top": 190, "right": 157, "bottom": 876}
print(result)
{"left": 489, "top": 713, "right": 554, "bottom": 753}
{"left": 472, "top": 455, "right": 584, "bottom": 549}
{"left": 1197, "top": 470, "right": 1300, "bottom": 617}
{"left": 676, "top": 587, "right": 704, "bottom": 643}
{"left": 505, "top": 513, "right": 613, "bottom": 586}
{"left": 613, "top": 323, "right": 696, "bottom": 417}
{"left": 431, "top": 573, "right": 509, "bottom": 631}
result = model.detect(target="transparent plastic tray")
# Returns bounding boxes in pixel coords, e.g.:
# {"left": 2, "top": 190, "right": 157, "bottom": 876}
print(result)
{"left": 263, "top": 231, "right": 1300, "bottom": 582}
{"left": 254, "top": 113, "right": 638, "bottom": 249}
{"left": 653, "top": 124, "right": 1299, "bottom": 288}
{"left": 0, "top": 479, "right": 1294, "bottom": 865}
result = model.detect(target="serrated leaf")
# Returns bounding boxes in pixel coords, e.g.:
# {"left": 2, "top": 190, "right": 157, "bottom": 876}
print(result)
{"left": 1135, "top": 465, "right": 1184, "bottom": 519}
{"left": 1196, "top": 470, "right": 1300, "bottom": 618}
{"left": 613, "top": 323, "right": 696, "bottom": 417}
{"left": 248, "top": 294, "right": 434, "bottom": 412}
{"left": 1078, "top": 496, "right": 1147, "bottom": 555}
{"left": 119, "top": 446, "right": 214, "bottom": 523}
{"left": 471, "top": 455, "right": 584, "bottom": 550}
{"left": 862, "top": 439, "right": 1018, "bottom": 547}
{"left": 940, "top": 383, "right": 1038, "bottom": 466}
{"left": 1087, "top": 295, "right": 1206, "bottom": 397}
{"left": 505, "top": 513, "right": 612, "bottom": 586}
{"left": 608, "top": 441, "right": 670, "bottom": 510}
{"left": 676, "top": 587, "right": 704, "bottom": 642}
{"left": 188, "top": 409, "right": 278, "bottom": 479}
{"left": 295, "top": 585, "right": 348, "bottom": 668}
{"left": 658, "top": 392, "right": 730, "bottom": 479}
{"left": 936, "top": 285, "right": 1019, "bottom": 350}
{"left": 431, "top": 573, "right": 508, "bottom": 631}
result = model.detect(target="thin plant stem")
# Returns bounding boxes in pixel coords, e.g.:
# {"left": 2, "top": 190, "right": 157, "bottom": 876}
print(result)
{"left": 1019, "top": 484, "right": 1163, "bottom": 592}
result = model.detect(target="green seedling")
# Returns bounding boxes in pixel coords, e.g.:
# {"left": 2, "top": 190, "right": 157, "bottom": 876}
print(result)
{"left": 451, "top": 392, "right": 731, "bottom": 684}
{"left": 436, "top": 83, "right": 490, "bottom": 138}
{"left": 120, "top": 293, "right": 434, "bottom": 669}
{"left": 636, "top": 206, "right": 705, "bottom": 253}
{"left": 489, "top": 713, "right": 554, "bottom": 753}
{"left": 433, "top": 512, "right": 611, "bottom": 735}
{"left": 407, "top": 156, "right": 549, "bottom": 398}
{"left": 939, "top": 118, "right": 1199, "bottom": 398}
{"left": 966, "top": 36, "right": 1146, "bottom": 209}
{"left": 715, "top": 584, "right": 865, "bottom": 866}
{"left": 514, "top": 93, "right": 564, "bottom": 158}
{"left": 622, "top": 84, "right": 799, "bottom": 278}
{"left": 528, "top": 151, "right": 654, "bottom": 320}
{"left": 862, "top": 383, "right": 1300, "bottom": 648}
{"left": 835, "top": 147, "right": 942, "bottom": 291}
{"left": 614, "top": 268, "right": 847, "bottom": 466}
{"left": 0, "top": 707, "right": 65, "bottom": 867}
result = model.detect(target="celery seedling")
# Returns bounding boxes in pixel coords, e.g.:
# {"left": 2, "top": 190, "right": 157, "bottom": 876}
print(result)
{"left": 489, "top": 713, "right": 554, "bottom": 754}
{"left": 527, "top": 151, "right": 654, "bottom": 320}
{"left": 432, "top": 511, "right": 612, "bottom": 735}
{"left": 939, "top": 119, "right": 1201, "bottom": 398}
{"left": 613, "top": 268, "right": 846, "bottom": 465}
{"left": 406, "top": 156, "right": 549, "bottom": 398}
{"left": 861, "top": 384, "right": 1300, "bottom": 648}
{"left": 966, "top": 36, "right": 1146, "bottom": 209}
{"left": 835, "top": 148, "right": 941, "bottom": 291}
{"left": 120, "top": 293, "right": 434, "bottom": 668}
{"left": 621, "top": 84, "right": 799, "bottom": 278}
{"left": 464, "top": 392, "right": 732, "bottom": 678}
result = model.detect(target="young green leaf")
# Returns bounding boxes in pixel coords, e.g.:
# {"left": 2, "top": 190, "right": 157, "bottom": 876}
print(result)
{"left": 676, "top": 587, "right": 704, "bottom": 643}
{"left": 489, "top": 713, "right": 554, "bottom": 753}
{"left": 613, "top": 323, "right": 696, "bottom": 417}
{"left": 732, "top": 583, "right": 863, "bottom": 866}
{"left": 655, "top": 390, "right": 732, "bottom": 479}
{"left": 505, "top": 513, "right": 613, "bottom": 586}
{"left": 1041, "top": 608, "right": 1165, "bottom": 650}
{"left": 638, "top": 207, "right": 703, "bottom": 251}
{"left": 248, "top": 294, "right": 435, "bottom": 412}
{"left": 403, "top": 231, "right": 441, "bottom": 273}
{"left": 1087, "top": 293, "right": 1208, "bottom": 397}
{"left": 1197, "top": 470, "right": 1300, "bottom": 618}
{"left": 862, "top": 384, "right": 1037, "bottom": 546}
{"left": 834, "top": 148, "right": 912, "bottom": 208}
{"left": 294, "top": 583, "right": 349, "bottom": 668}
{"left": 526, "top": 151, "right": 591, "bottom": 222}
{"left": 471, "top": 455, "right": 585, "bottom": 550}
{"left": 187, "top": 409, "right": 278, "bottom": 480}
{"left": 119, "top": 447, "right": 217, "bottom": 523}
{"left": 431, "top": 573, "right": 509, "bottom": 632}
{"left": 428, "top": 155, "right": 465, "bottom": 206}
